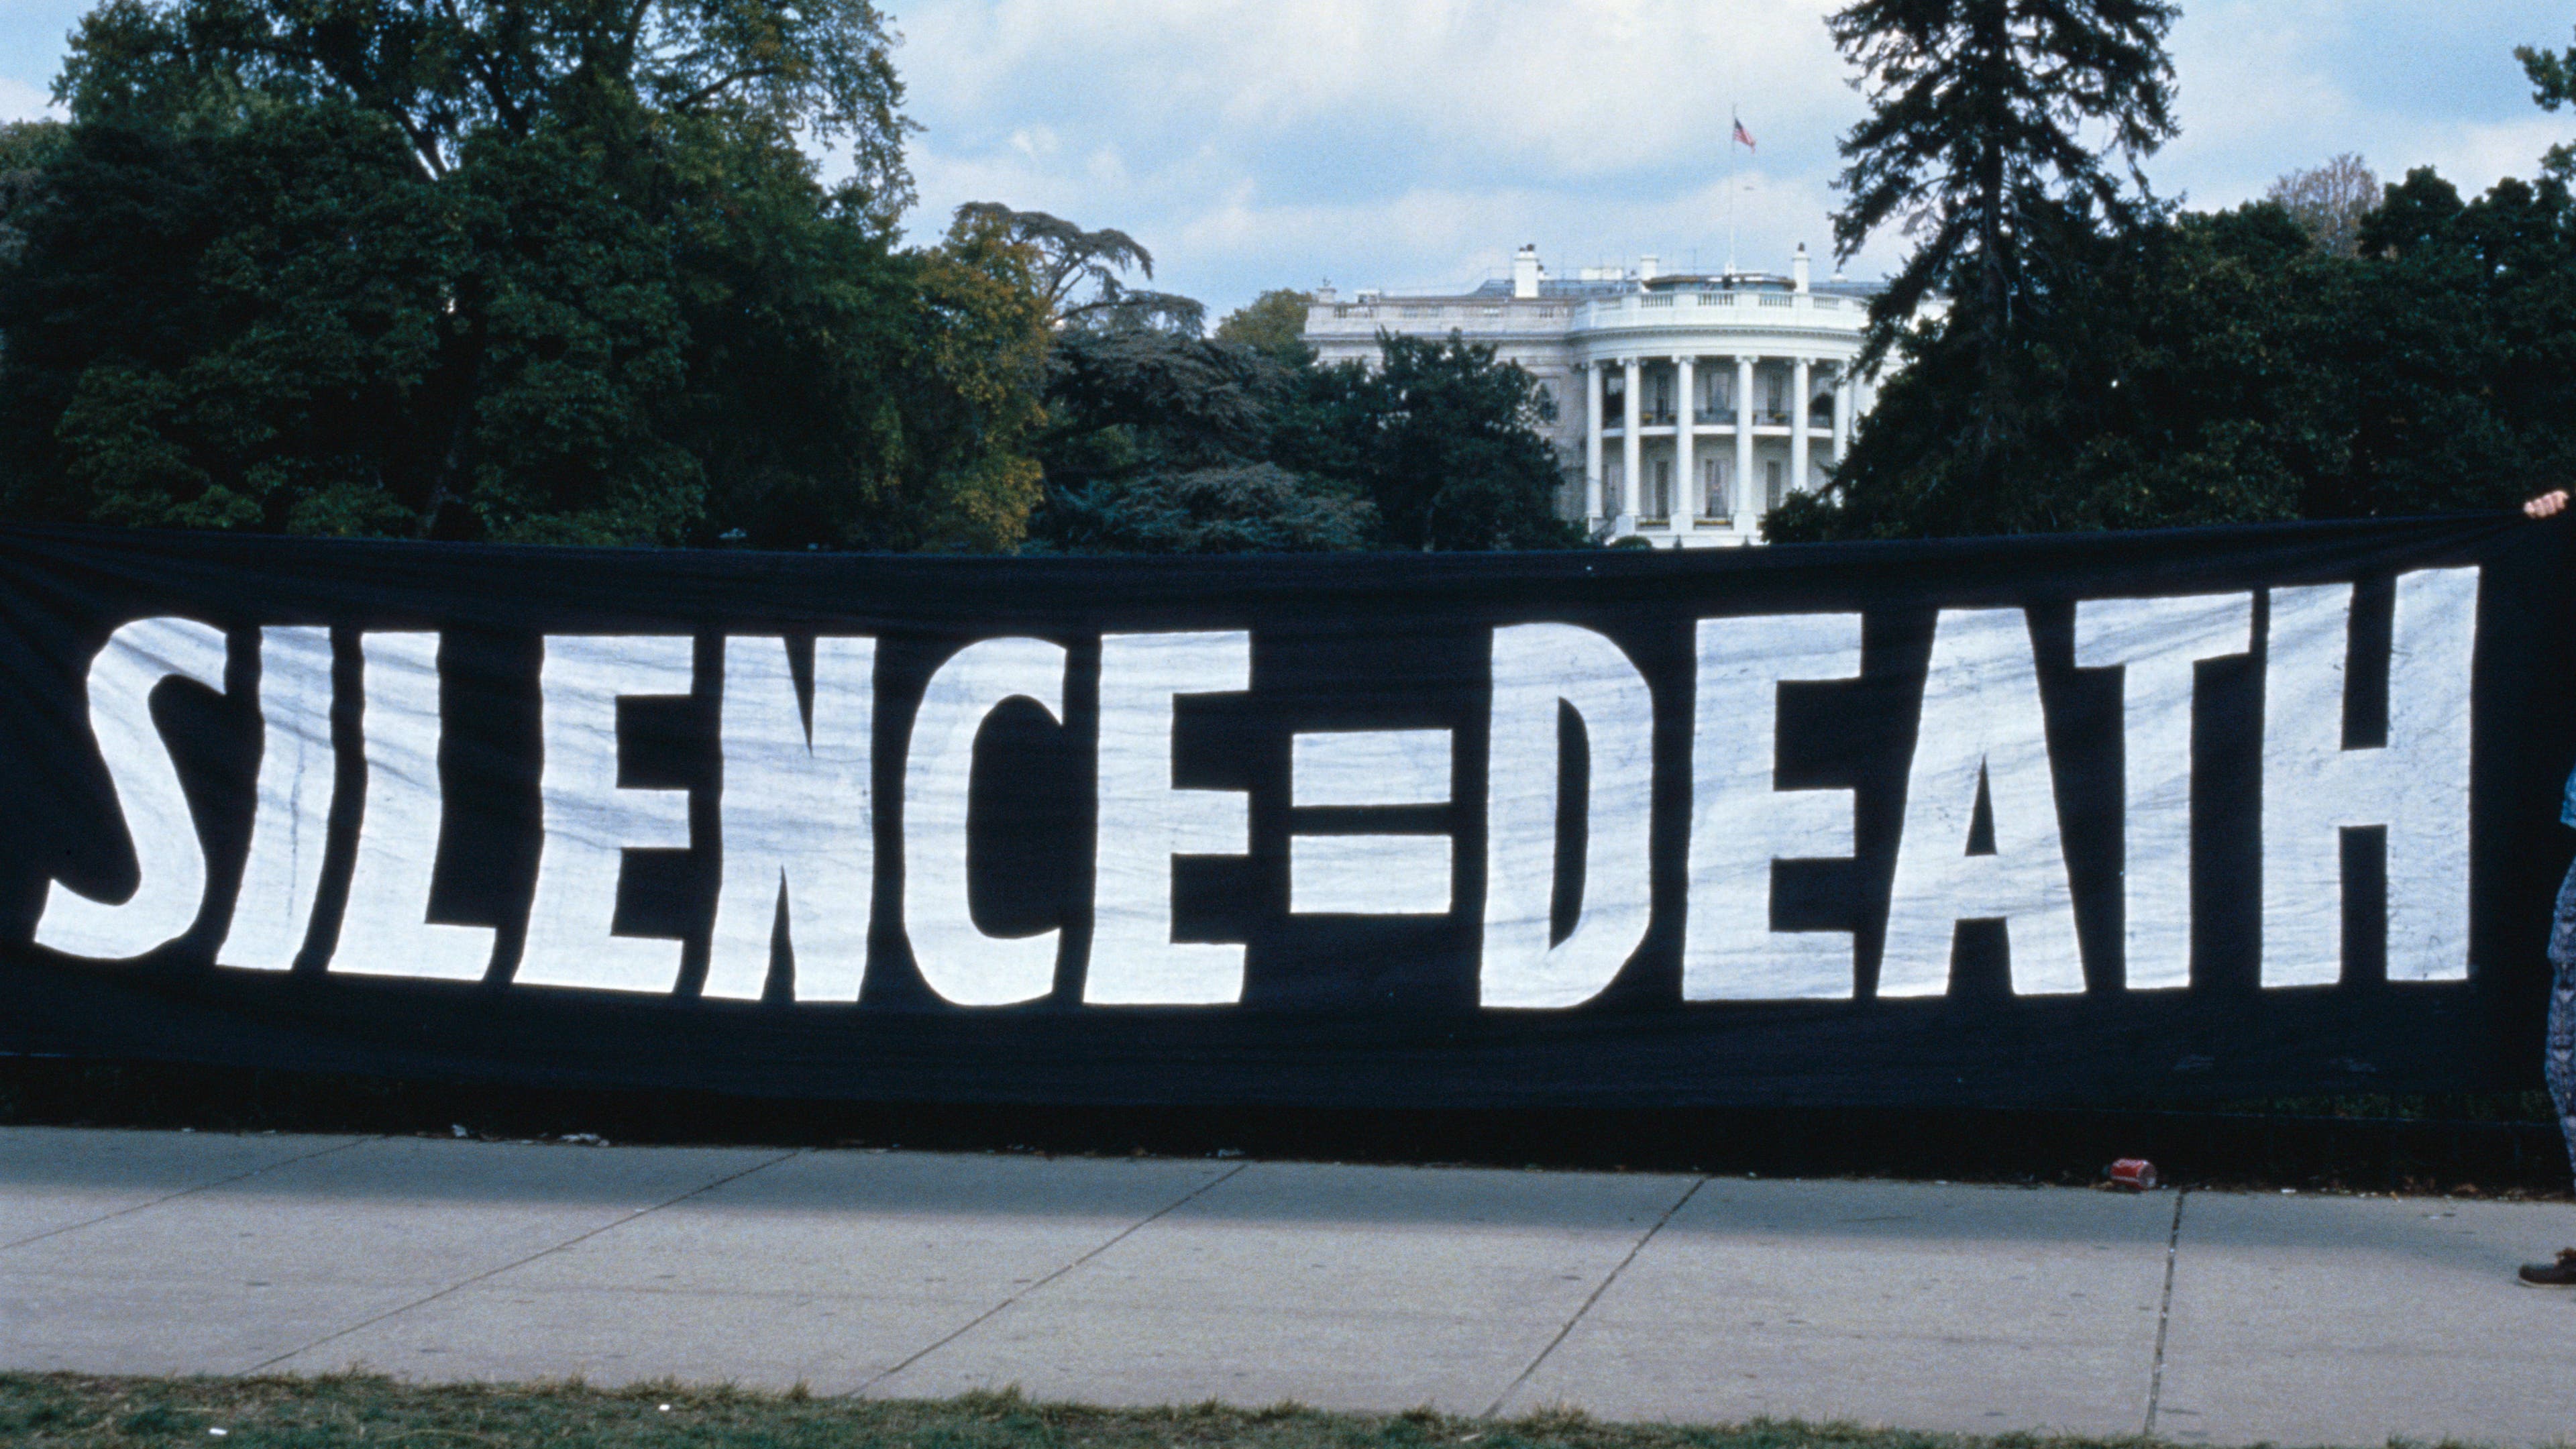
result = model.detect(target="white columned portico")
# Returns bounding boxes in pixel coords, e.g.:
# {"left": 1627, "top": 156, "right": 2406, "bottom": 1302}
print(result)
{"left": 1732, "top": 354, "right": 1758, "bottom": 537}
{"left": 1619, "top": 356, "right": 1642, "bottom": 533}
{"left": 1673, "top": 354, "right": 1695, "bottom": 537}
{"left": 1790, "top": 356, "right": 1812, "bottom": 498}
{"left": 1299, "top": 245, "right": 1879, "bottom": 549}
{"left": 1584, "top": 362, "right": 1604, "bottom": 525}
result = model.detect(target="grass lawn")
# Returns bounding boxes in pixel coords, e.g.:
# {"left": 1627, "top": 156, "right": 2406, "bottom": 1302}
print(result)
{"left": 0, "top": 1375, "right": 2199, "bottom": 1449}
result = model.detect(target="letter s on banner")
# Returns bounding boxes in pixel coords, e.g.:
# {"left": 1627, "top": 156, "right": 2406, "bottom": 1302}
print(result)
{"left": 1481, "top": 623, "right": 1654, "bottom": 1009}
{"left": 904, "top": 637, "right": 1067, "bottom": 1006}
{"left": 36, "top": 617, "right": 229, "bottom": 961}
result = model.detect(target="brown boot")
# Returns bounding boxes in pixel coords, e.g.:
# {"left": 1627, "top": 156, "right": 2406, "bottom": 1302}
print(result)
{"left": 2518, "top": 1248, "right": 2576, "bottom": 1286}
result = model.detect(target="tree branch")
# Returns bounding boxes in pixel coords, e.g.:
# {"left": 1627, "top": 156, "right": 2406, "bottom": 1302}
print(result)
{"left": 671, "top": 64, "right": 786, "bottom": 113}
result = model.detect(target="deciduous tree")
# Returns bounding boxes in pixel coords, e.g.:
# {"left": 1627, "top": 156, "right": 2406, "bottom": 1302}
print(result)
{"left": 1214, "top": 288, "right": 1315, "bottom": 366}
{"left": 2268, "top": 153, "right": 2379, "bottom": 258}
{"left": 0, "top": 0, "right": 1057, "bottom": 549}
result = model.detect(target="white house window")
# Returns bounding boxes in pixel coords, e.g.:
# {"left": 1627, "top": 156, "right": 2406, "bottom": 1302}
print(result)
{"left": 1651, "top": 459, "right": 1672, "bottom": 519}
{"left": 1764, "top": 458, "right": 1785, "bottom": 510}
{"left": 1702, "top": 458, "right": 1730, "bottom": 519}
{"left": 1605, "top": 460, "right": 1625, "bottom": 513}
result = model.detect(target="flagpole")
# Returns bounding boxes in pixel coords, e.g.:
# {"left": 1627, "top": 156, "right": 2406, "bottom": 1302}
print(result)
{"left": 1727, "top": 109, "right": 1739, "bottom": 276}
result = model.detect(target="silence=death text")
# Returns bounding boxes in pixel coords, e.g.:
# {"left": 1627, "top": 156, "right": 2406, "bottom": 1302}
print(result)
{"left": 32, "top": 568, "right": 2477, "bottom": 1008}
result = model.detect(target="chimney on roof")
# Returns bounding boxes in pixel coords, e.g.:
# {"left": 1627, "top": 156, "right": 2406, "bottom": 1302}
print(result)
{"left": 1513, "top": 244, "right": 1541, "bottom": 299}
{"left": 1639, "top": 253, "right": 1660, "bottom": 281}
{"left": 1793, "top": 244, "right": 1811, "bottom": 293}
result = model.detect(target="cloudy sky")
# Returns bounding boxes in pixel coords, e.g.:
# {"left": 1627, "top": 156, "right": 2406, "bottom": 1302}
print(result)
{"left": 7, "top": 0, "right": 2572, "bottom": 319}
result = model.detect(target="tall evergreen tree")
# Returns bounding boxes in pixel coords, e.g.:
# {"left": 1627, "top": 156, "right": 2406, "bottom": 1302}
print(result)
{"left": 1827, "top": 0, "right": 2178, "bottom": 502}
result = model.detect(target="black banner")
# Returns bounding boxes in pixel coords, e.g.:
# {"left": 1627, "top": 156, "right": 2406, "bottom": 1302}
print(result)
{"left": 0, "top": 517, "right": 2568, "bottom": 1108}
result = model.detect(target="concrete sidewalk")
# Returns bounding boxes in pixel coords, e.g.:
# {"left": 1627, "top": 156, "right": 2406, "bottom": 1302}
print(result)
{"left": 3, "top": 1128, "right": 2571, "bottom": 1447}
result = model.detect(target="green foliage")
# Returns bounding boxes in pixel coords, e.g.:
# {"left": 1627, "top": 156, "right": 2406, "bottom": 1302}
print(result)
{"left": 1043, "top": 327, "right": 1286, "bottom": 473}
{"left": 1214, "top": 288, "right": 1316, "bottom": 366}
{"left": 1024, "top": 323, "right": 1375, "bottom": 553}
{"left": 1035, "top": 464, "right": 1377, "bottom": 554}
{"left": 957, "top": 202, "right": 1205, "bottom": 334}
{"left": 1278, "top": 333, "right": 1585, "bottom": 552}
{"left": 1786, "top": 19, "right": 2576, "bottom": 543}
{"left": 1776, "top": 168, "right": 2576, "bottom": 541}
{"left": 54, "top": 0, "right": 916, "bottom": 223}
{"left": 1827, "top": 0, "right": 2179, "bottom": 495}
{"left": 1283, "top": 335, "right": 1587, "bottom": 549}
{"left": 0, "top": 0, "right": 1057, "bottom": 550}
{"left": 2518, "top": 25, "right": 2576, "bottom": 178}
{"left": 0, "top": 106, "right": 699, "bottom": 541}
{"left": 1027, "top": 323, "right": 1576, "bottom": 555}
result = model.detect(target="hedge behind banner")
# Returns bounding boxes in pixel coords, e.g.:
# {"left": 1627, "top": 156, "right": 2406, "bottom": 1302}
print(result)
{"left": 0, "top": 517, "right": 2568, "bottom": 1108}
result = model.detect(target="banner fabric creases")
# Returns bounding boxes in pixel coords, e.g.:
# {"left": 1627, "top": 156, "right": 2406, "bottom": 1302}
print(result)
{"left": 0, "top": 516, "right": 2565, "bottom": 1108}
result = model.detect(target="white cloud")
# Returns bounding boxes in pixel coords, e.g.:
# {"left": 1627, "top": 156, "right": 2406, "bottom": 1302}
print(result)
{"left": 887, "top": 0, "right": 2576, "bottom": 321}
{"left": 2155, "top": 0, "right": 2569, "bottom": 207}
{"left": 0, "top": 76, "right": 62, "bottom": 126}
{"left": 892, "top": 0, "right": 1880, "bottom": 316}
{"left": 9, "top": 0, "right": 2573, "bottom": 319}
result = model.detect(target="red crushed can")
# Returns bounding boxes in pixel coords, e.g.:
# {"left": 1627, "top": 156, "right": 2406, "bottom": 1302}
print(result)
{"left": 2108, "top": 1158, "right": 2159, "bottom": 1191}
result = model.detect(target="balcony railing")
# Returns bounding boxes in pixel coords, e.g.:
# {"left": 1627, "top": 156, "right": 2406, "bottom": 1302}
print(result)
{"left": 1569, "top": 290, "right": 1866, "bottom": 332}
{"left": 1324, "top": 304, "right": 1571, "bottom": 321}
{"left": 1605, "top": 411, "right": 1846, "bottom": 433}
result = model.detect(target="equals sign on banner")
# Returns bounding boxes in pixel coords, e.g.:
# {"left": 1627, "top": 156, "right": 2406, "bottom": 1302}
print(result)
{"left": 1287, "top": 729, "right": 1454, "bottom": 915}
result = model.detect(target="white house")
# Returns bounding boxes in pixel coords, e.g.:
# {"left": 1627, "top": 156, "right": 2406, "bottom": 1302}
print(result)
{"left": 1302, "top": 245, "right": 1884, "bottom": 547}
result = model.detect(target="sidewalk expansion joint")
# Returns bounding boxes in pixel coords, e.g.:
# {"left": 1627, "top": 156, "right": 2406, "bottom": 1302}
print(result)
{"left": 1482, "top": 1174, "right": 1707, "bottom": 1419}
{"left": 2143, "top": 1187, "right": 2188, "bottom": 1438}
{"left": 248, "top": 1146, "right": 808, "bottom": 1373}
{"left": 853, "top": 1159, "right": 1251, "bottom": 1396}
{"left": 1, "top": 1133, "right": 379, "bottom": 1254}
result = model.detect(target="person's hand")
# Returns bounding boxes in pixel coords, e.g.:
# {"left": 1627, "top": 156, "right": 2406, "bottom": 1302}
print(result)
{"left": 2526, "top": 488, "right": 2569, "bottom": 519}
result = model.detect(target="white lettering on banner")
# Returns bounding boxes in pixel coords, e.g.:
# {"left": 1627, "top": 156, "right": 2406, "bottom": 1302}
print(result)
{"left": 1290, "top": 834, "right": 1454, "bottom": 914}
{"left": 217, "top": 627, "right": 336, "bottom": 971}
{"left": 702, "top": 636, "right": 875, "bottom": 1003}
{"left": 2074, "top": 594, "right": 2255, "bottom": 990}
{"left": 1880, "top": 608, "right": 2085, "bottom": 997}
{"left": 1287, "top": 729, "right": 1454, "bottom": 915}
{"left": 904, "top": 636, "right": 1067, "bottom": 1006}
{"left": 1291, "top": 730, "right": 1451, "bottom": 806}
{"left": 334, "top": 633, "right": 494, "bottom": 980}
{"left": 515, "top": 636, "right": 695, "bottom": 993}
{"left": 1481, "top": 623, "right": 1654, "bottom": 1008}
{"left": 1683, "top": 614, "right": 1862, "bottom": 1000}
{"left": 1085, "top": 631, "right": 1252, "bottom": 1005}
{"left": 36, "top": 616, "right": 229, "bottom": 961}
{"left": 2261, "top": 569, "right": 2477, "bottom": 986}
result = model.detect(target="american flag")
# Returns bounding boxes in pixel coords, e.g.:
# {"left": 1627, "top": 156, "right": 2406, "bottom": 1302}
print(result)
{"left": 1732, "top": 117, "right": 1756, "bottom": 151}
